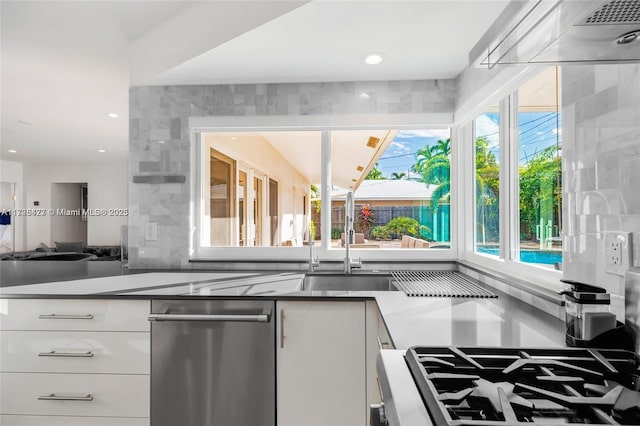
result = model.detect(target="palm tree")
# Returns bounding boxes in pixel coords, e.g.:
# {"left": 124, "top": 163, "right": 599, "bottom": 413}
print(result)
{"left": 390, "top": 172, "right": 406, "bottom": 180}
{"left": 413, "top": 138, "right": 451, "bottom": 211}
{"left": 432, "top": 138, "right": 451, "bottom": 157}
{"left": 412, "top": 146, "right": 433, "bottom": 175}
{"left": 365, "top": 163, "right": 385, "bottom": 180}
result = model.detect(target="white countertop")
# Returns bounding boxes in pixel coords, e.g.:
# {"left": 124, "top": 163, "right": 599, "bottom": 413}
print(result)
{"left": 0, "top": 271, "right": 567, "bottom": 350}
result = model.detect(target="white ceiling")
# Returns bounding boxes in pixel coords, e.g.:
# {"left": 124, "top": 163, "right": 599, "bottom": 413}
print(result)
{"left": 0, "top": 0, "right": 511, "bottom": 165}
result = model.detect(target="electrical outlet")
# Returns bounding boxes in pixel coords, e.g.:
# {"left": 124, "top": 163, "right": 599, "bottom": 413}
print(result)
{"left": 145, "top": 222, "right": 158, "bottom": 241}
{"left": 604, "top": 232, "right": 632, "bottom": 275}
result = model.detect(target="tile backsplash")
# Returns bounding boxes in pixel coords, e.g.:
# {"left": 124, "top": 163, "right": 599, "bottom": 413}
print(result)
{"left": 129, "top": 80, "right": 455, "bottom": 268}
{"left": 562, "top": 64, "right": 640, "bottom": 296}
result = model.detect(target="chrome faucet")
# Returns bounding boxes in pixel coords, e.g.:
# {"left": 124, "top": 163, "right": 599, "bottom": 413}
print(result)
{"left": 308, "top": 228, "right": 319, "bottom": 272}
{"left": 344, "top": 191, "right": 362, "bottom": 274}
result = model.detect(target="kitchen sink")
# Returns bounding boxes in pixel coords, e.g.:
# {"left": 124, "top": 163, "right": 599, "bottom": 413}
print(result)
{"left": 302, "top": 273, "right": 397, "bottom": 291}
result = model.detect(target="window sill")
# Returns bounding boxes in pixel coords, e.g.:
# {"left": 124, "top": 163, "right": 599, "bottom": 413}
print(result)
{"left": 457, "top": 257, "right": 564, "bottom": 306}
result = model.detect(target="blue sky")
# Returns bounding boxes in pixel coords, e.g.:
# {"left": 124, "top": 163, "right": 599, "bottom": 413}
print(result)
{"left": 476, "top": 112, "right": 561, "bottom": 165}
{"left": 376, "top": 129, "right": 449, "bottom": 178}
{"left": 375, "top": 112, "right": 561, "bottom": 177}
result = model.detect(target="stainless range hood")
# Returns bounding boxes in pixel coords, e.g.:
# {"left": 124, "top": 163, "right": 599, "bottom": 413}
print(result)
{"left": 471, "top": 0, "right": 640, "bottom": 67}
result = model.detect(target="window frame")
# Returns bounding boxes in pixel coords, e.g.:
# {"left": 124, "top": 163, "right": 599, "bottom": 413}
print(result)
{"left": 460, "top": 70, "right": 564, "bottom": 292}
{"left": 189, "top": 114, "right": 457, "bottom": 262}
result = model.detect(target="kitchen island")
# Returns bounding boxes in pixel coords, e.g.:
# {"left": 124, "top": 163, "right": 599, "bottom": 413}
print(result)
{"left": 0, "top": 269, "right": 566, "bottom": 426}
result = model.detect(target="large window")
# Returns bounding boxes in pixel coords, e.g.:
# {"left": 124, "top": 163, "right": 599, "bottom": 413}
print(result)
{"left": 516, "top": 67, "right": 562, "bottom": 268}
{"left": 474, "top": 104, "right": 500, "bottom": 257}
{"left": 195, "top": 125, "right": 454, "bottom": 258}
{"left": 469, "top": 66, "right": 562, "bottom": 273}
{"left": 330, "top": 129, "right": 451, "bottom": 250}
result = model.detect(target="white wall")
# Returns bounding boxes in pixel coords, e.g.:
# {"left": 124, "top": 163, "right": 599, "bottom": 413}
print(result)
{"left": 562, "top": 64, "right": 640, "bottom": 297}
{"left": 0, "top": 160, "right": 25, "bottom": 251}
{"left": 50, "top": 183, "right": 87, "bottom": 245}
{"left": 23, "top": 160, "right": 128, "bottom": 248}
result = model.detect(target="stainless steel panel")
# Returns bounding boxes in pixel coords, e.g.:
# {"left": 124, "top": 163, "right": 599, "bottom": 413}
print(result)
{"left": 150, "top": 299, "right": 275, "bottom": 426}
{"left": 626, "top": 267, "right": 640, "bottom": 355}
{"left": 302, "top": 273, "right": 395, "bottom": 291}
{"left": 376, "top": 350, "right": 432, "bottom": 426}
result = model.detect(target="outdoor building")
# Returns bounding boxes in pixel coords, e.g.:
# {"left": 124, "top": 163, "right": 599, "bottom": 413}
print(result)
{"left": 330, "top": 180, "right": 450, "bottom": 247}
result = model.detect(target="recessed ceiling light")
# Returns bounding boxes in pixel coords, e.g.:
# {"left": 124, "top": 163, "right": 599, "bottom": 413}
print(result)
{"left": 230, "top": 136, "right": 237, "bottom": 141}
{"left": 8, "top": 149, "right": 17, "bottom": 153}
{"left": 359, "top": 92, "right": 371, "bottom": 100}
{"left": 106, "top": 113, "right": 119, "bottom": 118}
{"left": 157, "top": 140, "right": 166, "bottom": 144}
{"left": 98, "top": 149, "right": 106, "bottom": 153}
{"left": 363, "top": 53, "right": 384, "bottom": 65}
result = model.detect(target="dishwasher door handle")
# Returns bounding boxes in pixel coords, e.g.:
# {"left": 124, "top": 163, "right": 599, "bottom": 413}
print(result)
{"left": 148, "top": 313, "right": 270, "bottom": 322}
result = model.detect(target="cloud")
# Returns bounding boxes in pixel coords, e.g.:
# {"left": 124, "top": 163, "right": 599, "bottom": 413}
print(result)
{"left": 474, "top": 114, "right": 499, "bottom": 146}
{"left": 395, "top": 129, "right": 450, "bottom": 140}
{"left": 389, "top": 141, "right": 412, "bottom": 154}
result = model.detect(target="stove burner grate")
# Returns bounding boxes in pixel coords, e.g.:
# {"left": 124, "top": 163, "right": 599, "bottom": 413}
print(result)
{"left": 405, "top": 346, "right": 640, "bottom": 426}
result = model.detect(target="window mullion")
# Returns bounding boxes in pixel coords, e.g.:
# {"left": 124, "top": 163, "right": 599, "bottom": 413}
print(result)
{"left": 462, "top": 123, "right": 476, "bottom": 255}
{"left": 498, "top": 96, "right": 510, "bottom": 260}
{"left": 505, "top": 92, "right": 521, "bottom": 262}
{"left": 320, "top": 130, "right": 332, "bottom": 250}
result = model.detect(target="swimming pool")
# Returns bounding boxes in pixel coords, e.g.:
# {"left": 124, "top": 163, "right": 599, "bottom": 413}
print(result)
{"left": 476, "top": 247, "right": 562, "bottom": 265}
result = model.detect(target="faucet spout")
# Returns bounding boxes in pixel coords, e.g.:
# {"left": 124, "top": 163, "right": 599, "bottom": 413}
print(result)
{"left": 344, "top": 191, "right": 363, "bottom": 274}
{"left": 308, "top": 229, "right": 319, "bottom": 272}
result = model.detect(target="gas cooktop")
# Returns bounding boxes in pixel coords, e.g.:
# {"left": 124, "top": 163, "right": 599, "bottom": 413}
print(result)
{"left": 405, "top": 346, "right": 640, "bottom": 426}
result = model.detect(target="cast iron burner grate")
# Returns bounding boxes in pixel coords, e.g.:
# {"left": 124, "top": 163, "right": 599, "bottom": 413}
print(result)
{"left": 391, "top": 271, "right": 497, "bottom": 298}
{"left": 405, "top": 346, "right": 640, "bottom": 426}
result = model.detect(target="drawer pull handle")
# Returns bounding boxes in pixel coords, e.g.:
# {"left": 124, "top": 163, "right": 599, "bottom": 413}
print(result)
{"left": 148, "top": 313, "right": 269, "bottom": 322}
{"left": 38, "top": 314, "right": 94, "bottom": 320}
{"left": 38, "top": 393, "right": 94, "bottom": 402}
{"left": 38, "top": 351, "right": 94, "bottom": 358}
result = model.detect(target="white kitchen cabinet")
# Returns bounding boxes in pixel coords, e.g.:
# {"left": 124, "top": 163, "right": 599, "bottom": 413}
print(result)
{"left": 0, "top": 299, "right": 149, "bottom": 331}
{"left": 0, "top": 372, "right": 149, "bottom": 417}
{"left": 1, "top": 330, "right": 150, "bottom": 374}
{"left": 276, "top": 300, "right": 366, "bottom": 426}
{"left": 365, "top": 301, "right": 395, "bottom": 414}
{"left": 0, "top": 416, "right": 149, "bottom": 426}
{"left": 0, "top": 298, "right": 150, "bottom": 424}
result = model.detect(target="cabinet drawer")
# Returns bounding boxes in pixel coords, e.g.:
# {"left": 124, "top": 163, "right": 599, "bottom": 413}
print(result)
{"left": 0, "top": 373, "right": 149, "bottom": 418}
{"left": 0, "top": 415, "right": 149, "bottom": 426}
{"left": 1, "top": 331, "right": 150, "bottom": 374}
{"left": 0, "top": 299, "right": 149, "bottom": 331}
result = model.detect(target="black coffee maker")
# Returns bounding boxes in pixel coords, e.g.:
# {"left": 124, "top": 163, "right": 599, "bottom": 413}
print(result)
{"left": 561, "top": 279, "right": 632, "bottom": 349}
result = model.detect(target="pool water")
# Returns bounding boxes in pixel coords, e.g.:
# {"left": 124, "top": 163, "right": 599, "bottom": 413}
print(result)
{"left": 476, "top": 247, "right": 562, "bottom": 265}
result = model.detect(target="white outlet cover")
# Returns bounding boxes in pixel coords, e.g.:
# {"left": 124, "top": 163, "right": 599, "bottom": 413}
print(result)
{"left": 145, "top": 222, "right": 158, "bottom": 241}
{"left": 604, "top": 232, "right": 632, "bottom": 276}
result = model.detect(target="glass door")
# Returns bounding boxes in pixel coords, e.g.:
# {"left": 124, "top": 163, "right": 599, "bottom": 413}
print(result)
{"left": 269, "top": 178, "right": 279, "bottom": 246}
{"left": 238, "top": 170, "right": 248, "bottom": 246}
{"left": 210, "top": 148, "right": 236, "bottom": 246}
{"left": 253, "top": 175, "right": 264, "bottom": 246}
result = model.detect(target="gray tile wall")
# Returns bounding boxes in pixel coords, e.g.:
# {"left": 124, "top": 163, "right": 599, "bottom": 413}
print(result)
{"left": 562, "top": 64, "right": 640, "bottom": 296}
{"left": 129, "top": 79, "right": 456, "bottom": 268}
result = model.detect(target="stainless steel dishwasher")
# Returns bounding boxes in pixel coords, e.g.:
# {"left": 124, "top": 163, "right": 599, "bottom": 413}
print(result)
{"left": 149, "top": 299, "right": 275, "bottom": 426}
